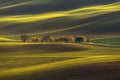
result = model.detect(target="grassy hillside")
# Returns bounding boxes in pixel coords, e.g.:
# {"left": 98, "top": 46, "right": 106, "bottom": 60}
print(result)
{"left": 93, "top": 37, "right": 120, "bottom": 46}
{"left": 0, "top": 43, "right": 120, "bottom": 80}
{"left": 0, "top": 1, "right": 120, "bottom": 80}
{"left": 0, "top": 0, "right": 119, "bottom": 15}
{"left": 0, "top": 1, "right": 120, "bottom": 39}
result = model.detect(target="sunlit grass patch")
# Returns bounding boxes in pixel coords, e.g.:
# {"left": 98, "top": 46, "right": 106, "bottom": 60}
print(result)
{"left": 0, "top": 2, "right": 120, "bottom": 23}
{"left": 0, "top": 42, "right": 119, "bottom": 79}
{"left": 0, "top": 37, "right": 13, "bottom": 42}
{"left": 0, "top": 1, "right": 33, "bottom": 10}
{"left": 0, "top": 57, "right": 76, "bottom": 71}
{"left": 0, "top": 2, "right": 119, "bottom": 37}
{"left": 0, "top": 55, "right": 120, "bottom": 78}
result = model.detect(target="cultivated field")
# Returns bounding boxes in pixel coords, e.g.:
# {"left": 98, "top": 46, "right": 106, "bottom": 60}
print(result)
{"left": 0, "top": 42, "right": 120, "bottom": 80}
{"left": 0, "top": 0, "right": 120, "bottom": 80}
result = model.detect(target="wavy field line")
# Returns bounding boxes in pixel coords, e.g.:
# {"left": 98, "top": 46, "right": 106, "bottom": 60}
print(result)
{"left": 0, "top": 37, "right": 12, "bottom": 41}
{"left": 28, "top": 22, "right": 91, "bottom": 35}
{"left": 0, "top": 55, "right": 120, "bottom": 78}
{"left": 0, "top": 2, "right": 120, "bottom": 23}
{"left": 0, "top": 1, "right": 33, "bottom": 10}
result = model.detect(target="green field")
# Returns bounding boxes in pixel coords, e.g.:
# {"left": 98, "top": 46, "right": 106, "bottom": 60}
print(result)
{"left": 0, "top": 42, "right": 120, "bottom": 80}
{"left": 0, "top": 0, "right": 120, "bottom": 80}
{"left": 0, "top": 1, "right": 120, "bottom": 38}
{"left": 93, "top": 37, "right": 120, "bottom": 46}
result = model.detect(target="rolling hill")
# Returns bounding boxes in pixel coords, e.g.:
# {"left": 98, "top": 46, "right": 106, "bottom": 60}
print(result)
{"left": 0, "top": 0, "right": 120, "bottom": 39}
{"left": 0, "top": 0, "right": 119, "bottom": 15}
{"left": 0, "top": 43, "right": 120, "bottom": 80}
{"left": 0, "top": 1, "right": 120, "bottom": 80}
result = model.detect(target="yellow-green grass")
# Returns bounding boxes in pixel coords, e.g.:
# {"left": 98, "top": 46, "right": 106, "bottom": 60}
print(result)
{"left": 0, "top": 1, "right": 33, "bottom": 10}
{"left": 0, "top": 1, "right": 120, "bottom": 79}
{"left": 0, "top": 42, "right": 120, "bottom": 80}
{"left": 0, "top": 2, "right": 119, "bottom": 38}
{"left": 0, "top": 42, "right": 119, "bottom": 56}
{"left": 92, "top": 37, "right": 120, "bottom": 46}
{"left": 0, "top": 2, "right": 120, "bottom": 23}
{"left": 0, "top": 37, "right": 14, "bottom": 42}
{"left": 0, "top": 55, "right": 120, "bottom": 80}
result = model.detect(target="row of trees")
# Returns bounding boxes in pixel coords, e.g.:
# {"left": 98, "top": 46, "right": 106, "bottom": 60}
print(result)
{"left": 20, "top": 34, "right": 90, "bottom": 43}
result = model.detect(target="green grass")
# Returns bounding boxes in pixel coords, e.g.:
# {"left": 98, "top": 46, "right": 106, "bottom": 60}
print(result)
{"left": 0, "top": 1, "right": 120, "bottom": 79}
{"left": 1, "top": 55, "right": 120, "bottom": 79}
{"left": 0, "top": 2, "right": 120, "bottom": 38}
{"left": 92, "top": 37, "right": 120, "bottom": 46}
{"left": 0, "top": 37, "right": 11, "bottom": 41}
{"left": 0, "top": 42, "right": 120, "bottom": 80}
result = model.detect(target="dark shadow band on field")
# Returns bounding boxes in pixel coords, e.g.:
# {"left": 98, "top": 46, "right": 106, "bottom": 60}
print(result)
{"left": 0, "top": 43, "right": 90, "bottom": 53}
{"left": 1, "top": 57, "right": 120, "bottom": 80}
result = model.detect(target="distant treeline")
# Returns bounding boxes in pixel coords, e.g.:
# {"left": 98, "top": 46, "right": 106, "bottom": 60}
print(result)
{"left": 20, "top": 34, "right": 90, "bottom": 43}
